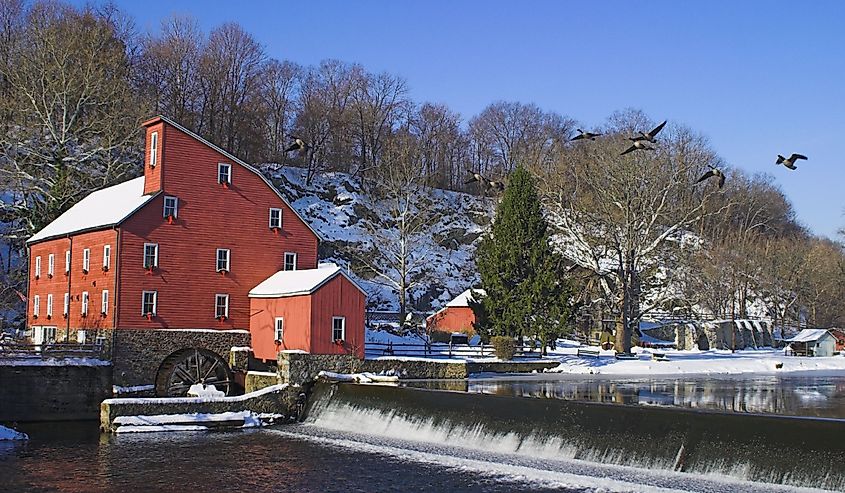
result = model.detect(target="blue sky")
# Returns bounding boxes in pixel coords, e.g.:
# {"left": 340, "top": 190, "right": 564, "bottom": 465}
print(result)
{"left": 101, "top": 0, "right": 844, "bottom": 238}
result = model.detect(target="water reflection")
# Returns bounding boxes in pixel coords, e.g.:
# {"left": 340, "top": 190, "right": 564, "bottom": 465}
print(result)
{"left": 404, "top": 376, "right": 845, "bottom": 419}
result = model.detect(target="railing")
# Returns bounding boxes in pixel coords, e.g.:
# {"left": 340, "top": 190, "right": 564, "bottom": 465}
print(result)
{"left": 0, "top": 341, "right": 107, "bottom": 360}
{"left": 364, "top": 341, "right": 545, "bottom": 359}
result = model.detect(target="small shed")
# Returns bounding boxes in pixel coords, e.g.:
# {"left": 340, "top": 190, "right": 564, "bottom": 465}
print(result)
{"left": 829, "top": 328, "right": 845, "bottom": 352}
{"left": 426, "top": 288, "right": 485, "bottom": 335}
{"left": 787, "top": 329, "right": 837, "bottom": 357}
{"left": 249, "top": 263, "right": 366, "bottom": 361}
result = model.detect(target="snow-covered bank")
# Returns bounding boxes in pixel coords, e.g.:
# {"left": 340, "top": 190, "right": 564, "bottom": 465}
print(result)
{"left": 544, "top": 347, "right": 845, "bottom": 376}
{"left": 0, "top": 424, "right": 27, "bottom": 441}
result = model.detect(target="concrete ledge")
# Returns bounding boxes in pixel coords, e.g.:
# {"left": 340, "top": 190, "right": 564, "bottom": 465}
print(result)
{"left": 362, "top": 359, "right": 467, "bottom": 379}
{"left": 100, "top": 384, "right": 302, "bottom": 432}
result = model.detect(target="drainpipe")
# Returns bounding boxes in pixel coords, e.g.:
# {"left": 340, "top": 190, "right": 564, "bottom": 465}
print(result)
{"left": 66, "top": 235, "right": 72, "bottom": 342}
{"left": 112, "top": 226, "right": 121, "bottom": 356}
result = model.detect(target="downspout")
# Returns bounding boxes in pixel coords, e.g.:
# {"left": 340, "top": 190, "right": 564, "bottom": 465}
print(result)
{"left": 112, "top": 226, "right": 121, "bottom": 355}
{"left": 66, "top": 235, "right": 72, "bottom": 342}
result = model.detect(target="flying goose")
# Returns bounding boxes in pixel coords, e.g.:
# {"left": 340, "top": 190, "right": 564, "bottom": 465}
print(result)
{"left": 775, "top": 153, "right": 808, "bottom": 170}
{"left": 486, "top": 180, "right": 506, "bottom": 192}
{"left": 284, "top": 137, "right": 310, "bottom": 153}
{"left": 464, "top": 172, "right": 487, "bottom": 185}
{"left": 629, "top": 120, "right": 667, "bottom": 143}
{"left": 696, "top": 166, "right": 726, "bottom": 189}
{"left": 571, "top": 128, "right": 602, "bottom": 142}
{"left": 620, "top": 140, "right": 655, "bottom": 156}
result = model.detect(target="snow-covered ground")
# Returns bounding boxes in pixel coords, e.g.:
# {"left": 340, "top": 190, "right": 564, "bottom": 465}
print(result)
{"left": 0, "top": 424, "right": 27, "bottom": 440}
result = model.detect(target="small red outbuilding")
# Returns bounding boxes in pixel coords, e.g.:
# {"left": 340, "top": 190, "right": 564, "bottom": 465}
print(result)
{"left": 249, "top": 263, "right": 366, "bottom": 361}
{"left": 426, "top": 288, "right": 485, "bottom": 335}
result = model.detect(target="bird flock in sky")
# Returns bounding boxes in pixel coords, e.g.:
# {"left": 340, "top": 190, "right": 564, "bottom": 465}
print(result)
{"left": 281, "top": 124, "right": 807, "bottom": 195}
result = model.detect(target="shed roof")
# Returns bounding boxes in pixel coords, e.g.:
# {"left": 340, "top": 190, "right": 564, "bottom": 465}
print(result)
{"left": 28, "top": 177, "right": 156, "bottom": 244}
{"left": 787, "top": 329, "right": 833, "bottom": 343}
{"left": 446, "top": 288, "right": 486, "bottom": 308}
{"left": 249, "top": 263, "right": 366, "bottom": 298}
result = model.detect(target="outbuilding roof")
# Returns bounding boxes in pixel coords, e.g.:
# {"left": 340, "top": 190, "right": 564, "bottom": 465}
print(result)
{"left": 27, "top": 177, "right": 156, "bottom": 244}
{"left": 249, "top": 263, "right": 366, "bottom": 298}
{"left": 787, "top": 329, "right": 833, "bottom": 343}
{"left": 445, "top": 288, "right": 486, "bottom": 308}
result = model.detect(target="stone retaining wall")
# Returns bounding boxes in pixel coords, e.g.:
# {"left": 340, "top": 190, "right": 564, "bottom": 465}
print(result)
{"left": 0, "top": 361, "right": 112, "bottom": 421}
{"left": 110, "top": 328, "right": 251, "bottom": 387}
{"left": 100, "top": 384, "right": 302, "bottom": 432}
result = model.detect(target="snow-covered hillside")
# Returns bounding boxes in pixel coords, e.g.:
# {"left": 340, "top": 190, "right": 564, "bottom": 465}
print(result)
{"left": 263, "top": 166, "right": 494, "bottom": 313}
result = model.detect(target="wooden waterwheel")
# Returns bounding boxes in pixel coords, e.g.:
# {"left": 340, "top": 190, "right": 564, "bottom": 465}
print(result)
{"left": 155, "top": 348, "right": 233, "bottom": 397}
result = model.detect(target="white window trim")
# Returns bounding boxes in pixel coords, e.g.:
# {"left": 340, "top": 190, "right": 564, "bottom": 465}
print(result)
{"left": 274, "top": 317, "right": 284, "bottom": 343}
{"left": 81, "top": 291, "right": 89, "bottom": 316}
{"left": 284, "top": 252, "right": 297, "bottom": 271}
{"left": 215, "top": 294, "right": 229, "bottom": 319}
{"left": 216, "top": 248, "right": 230, "bottom": 272}
{"left": 35, "top": 256, "right": 41, "bottom": 278}
{"left": 163, "top": 196, "right": 178, "bottom": 218}
{"left": 63, "top": 293, "right": 69, "bottom": 316}
{"left": 218, "top": 163, "right": 232, "bottom": 184}
{"left": 101, "top": 290, "right": 109, "bottom": 315}
{"left": 77, "top": 330, "right": 87, "bottom": 344}
{"left": 46, "top": 294, "right": 53, "bottom": 318}
{"left": 103, "top": 245, "right": 111, "bottom": 270}
{"left": 150, "top": 131, "right": 158, "bottom": 167}
{"left": 142, "top": 290, "right": 157, "bottom": 316}
{"left": 143, "top": 243, "right": 159, "bottom": 269}
{"left": 332, "top": 316, "right": 346, "bottom": 341}
{"left": 65, "top": 250, "right": 71, "bottom": 274}
{"left": 48, "top": 254, "right": 54, "bottom": 277}
{"left": 82, "top": 248, "right": 90, "bottom": 272}
{"left": 33, "top": 295, "right": 40, "bottom": 317}
{"left": 269, "top": 208, "right": 282, "bottom": 229}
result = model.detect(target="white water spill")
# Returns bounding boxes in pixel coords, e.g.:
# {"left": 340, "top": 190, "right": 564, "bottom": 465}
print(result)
{"left": 271, "top": 426, "right": 832, "bottom": 493}
{"left": 294, "top": 386, "right": 842, "bottom": 493}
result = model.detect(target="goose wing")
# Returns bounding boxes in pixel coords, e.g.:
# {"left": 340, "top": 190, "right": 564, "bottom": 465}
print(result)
{"left": 570, "top": 133, "right": 586, "bottom": 141}
{"left": 789, "top": 153, "right": 808, "bottom": 161}
{"left": 647, "top": 120, "right": 667, "bottom": 138}
{"left": 620, "top": 144, "right": 638, "bottom": 156}
{"left": 283, "top": 142, "right": 301, "bottom": 153}
{"left": 718, "top": 173, "right": 726, "bottom": 188}
{"left": 696, "top": 170, "right": 717, "bottom": 183}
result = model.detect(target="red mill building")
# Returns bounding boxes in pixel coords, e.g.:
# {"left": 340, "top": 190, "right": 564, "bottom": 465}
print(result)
{"left": 26, "top": 116, "right": 364, "bottom": 395}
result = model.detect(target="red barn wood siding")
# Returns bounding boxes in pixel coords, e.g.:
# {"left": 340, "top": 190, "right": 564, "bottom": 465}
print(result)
{"left": 27, "top": 230, "right": 118, "bottom": 332}
{"left": 143, "top": 121, "right": 165, "bottom": 195}
{"left": 309, "top": 275, "right": 365, "bottom": 358}
{"left": 249, "top": 295, "right": 312, "bottom": 361}
{"left": 117, "top": 120, "right": 318, "bottom": 331}
{"left": 426, "top": 307, "right": 477, "bottom": 335}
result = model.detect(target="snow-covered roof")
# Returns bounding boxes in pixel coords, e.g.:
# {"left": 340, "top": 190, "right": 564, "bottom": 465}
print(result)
{"left": 28, "top": 177, "right": 155, "bottom": 244}
{"left": 249, "top": 263, "right": 366, "bottom": 298}
{"left": 446, "top": 288, "right": 486, "bottom": 308}
{"left": 787, "top": 329, "right": 833, "bottom": 343}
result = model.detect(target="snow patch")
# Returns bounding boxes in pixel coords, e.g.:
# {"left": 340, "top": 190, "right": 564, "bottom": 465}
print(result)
{"left": 0, "top": 424, "right": 27, "bottom": 441}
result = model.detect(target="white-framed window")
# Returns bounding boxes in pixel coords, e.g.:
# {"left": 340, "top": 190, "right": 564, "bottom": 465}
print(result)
{"left": 215, "top": 294, "right": 229, "bottom": 319}
{"left": 269, "top": 208, "right": 282, "bottom": 229}
{"left": 65, "top": 250, "right": 71, "bottom": 274}
{"left": 142, "top": 290, "right": 157, "bottom": 316}
{"left": 77, "top": 330, "right": 87, "bottom": 344}
{"left": 149, "top": 131, "right": 158, "bottom": 167}
{"left": 284, "top": 252, "right": 297, "bottom": 271}
{"left": 332, "top": 316, "right": 346, "bottom": 341}
{"left": 103, "top": 245, "right": 111, "bottom": 270}
{"left": 48, "top": 254, "right": 54, "bottom": 277}
{"left": 216, "top": 248, "right": 230, "bottom": 272}
{"left": 33, "top": 294, "right": 40, "bottom": 317}
{"left": 82, "top": 248, "right": 90, "bottom": 273}
{"left": 34, "top": 326, "right": 56, "bottom": 346}
{"left": 101, "top": 290, "right": 109, "bottom": 315}
{"left": 81, "top": 291, "right": 89, "bottom": 316}
{"left": 143, "top": 243, "right": 159, "bottom": 269}
{"left": 274, "top": 317, "right": 284, "bottom": 343}
{"left": 46, "top": 294, "right": 53, "bottom": 318}
{"left": 63, "top": 293, "right": 69, "bottom": 316}
{"left": 218, "top": 163, "right": 231, "bottom": 185}
{"left": 163, "top": 196, "right": 178, "bottom": 219}
{"left": 35, "top": 256, "right": 41, "bottom": 278}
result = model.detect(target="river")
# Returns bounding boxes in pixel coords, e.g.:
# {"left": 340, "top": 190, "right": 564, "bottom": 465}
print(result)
{"left": 2, "top": 375, "right": 844, "bottom": 492}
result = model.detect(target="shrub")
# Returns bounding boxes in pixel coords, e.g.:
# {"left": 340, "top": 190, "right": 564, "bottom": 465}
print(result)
{"left": 429, "top": 330, "right": 452, "bottom": 343}
{"left": 491, "top": 335, "right": 516, "bottom": 360}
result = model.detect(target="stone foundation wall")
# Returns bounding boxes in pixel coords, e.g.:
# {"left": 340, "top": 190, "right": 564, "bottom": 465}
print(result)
{"left": 0, "top": 362, "right": 112, "bottom": 421}
{"left": 111, "top": 328, "right": 251, "bottom": 387}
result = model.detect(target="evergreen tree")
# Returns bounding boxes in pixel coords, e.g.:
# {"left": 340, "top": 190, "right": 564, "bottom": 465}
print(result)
{"left": 471, "top": 166, "right": 572, "bottom": 353}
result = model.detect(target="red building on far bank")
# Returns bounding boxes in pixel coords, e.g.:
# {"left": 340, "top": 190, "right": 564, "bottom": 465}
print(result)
{"left": 26, "top": 116, "right": 365, "bottom": 392}
{"left": 426, "top": 289, "right": 484, "bottom": 335}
